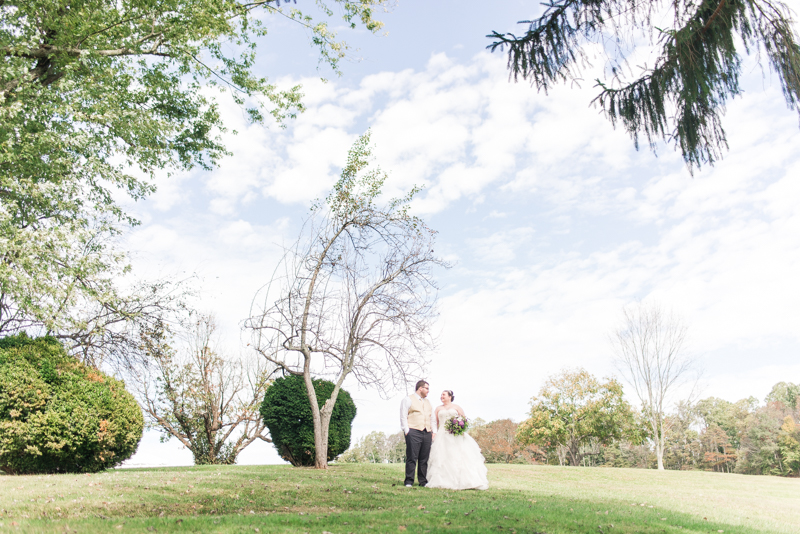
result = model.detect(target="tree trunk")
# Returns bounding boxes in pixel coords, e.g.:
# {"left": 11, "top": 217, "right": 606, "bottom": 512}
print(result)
{"left": 651, "top": 418, "right": 666, "bottom": 470}
{"left": 556, "top": 445, "right": 567, "bottom": 466}
{"left": 568, "top": 443, "right": 581, "bottom": 466}
{"left": 303, "top": 371, "right": 343, "bottom": 469}
{"left": 655, "top": 430, "right": 666, "bottom": 470}
{"left": 315, "top": 395, "right": 339, "bottom": 468}
{"left": 315, "top": 412, "right": 331, "bottom": 469}
{"left": 302, "top": 373, "right": 328, "bottom": 469}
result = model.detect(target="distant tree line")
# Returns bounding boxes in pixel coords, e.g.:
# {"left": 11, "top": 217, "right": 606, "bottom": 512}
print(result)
{"left": 338, "top": 431, "right": 406, "bottom": 464}
{"left": 338, "top": 421, "right": 545, "bottom": 466}
{"left": 658, "top": 383, "right": 799, "bottom": 475}
{"left": 517, "top": 370, "right": 799, "bottom": 476}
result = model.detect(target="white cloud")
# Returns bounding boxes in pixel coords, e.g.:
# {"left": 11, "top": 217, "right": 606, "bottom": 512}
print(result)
{"left": 467, "top": 227, "right": 535, "bottom": 265}
{"left": 123, "top": 45, "right": 800, "bottom": 465}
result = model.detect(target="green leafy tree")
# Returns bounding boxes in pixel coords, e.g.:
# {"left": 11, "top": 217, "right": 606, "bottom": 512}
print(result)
{"left": 517, "top": 368, "right": 640, "bottom": 466}
{"left": 487, "top": 0, "right": 800, "bottom": 172}
{"left": 0, "top": 0, "right": 386, "bottom": 346}
{"left": 736, "top": 402, "right": 785, "bottom": 475}
{"left": 778, "top": 416, "right": 800, "bottom": 476}
{"left": 0, "top": 334, "right": 143, "bottom": 474}
{"left": 683, "top": 387, "right": 800, "bottom": 477}
{"left": 246, "top": 131, "right": 446, "bottom": 468}
{"left": 260, "top": 374, "right": 356, "bottom": 467}
{"left": 598, "top": 385, "right": 799, "bottom": 475}
{"left": 599, "top": 440, "right": 656, "bottom": 469}
{"left": 661, "top": 400, "right": 702, "bottom": 470}
{"left": 765, "top": 382, "right": 800, "bottom": 411}
{"left": 692, "top": 395, "right": 757, "bottom": 472}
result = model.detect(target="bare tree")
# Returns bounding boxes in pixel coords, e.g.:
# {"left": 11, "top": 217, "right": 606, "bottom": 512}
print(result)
{"left": 59, "top": 277, "right": 193, "bottom": 372}
{"left": 132, "top": 313, "right": 275, "bottom": 465}
{"left": 245, "top": 131, "right": 446, "bottom": 469}
{"left": 610, "top": 301, "right": 697, "bottom": 470}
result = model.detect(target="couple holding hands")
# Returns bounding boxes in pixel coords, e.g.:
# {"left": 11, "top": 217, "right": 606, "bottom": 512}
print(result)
{"left": 399, "top": 380, "right": 489, "bottom": 490}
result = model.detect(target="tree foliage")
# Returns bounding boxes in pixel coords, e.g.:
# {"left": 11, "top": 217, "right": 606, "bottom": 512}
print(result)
{"left": 0, "top": 0, "right": 386, "bottom": 351}
{"left": 517, "top": 368, "right": 640, "bottom": 466}
{"left": 778, "top": 415, "right": 800, "bottom": 476}
{"left": 765, "top": 381, "right": 800, "bottom": 411}
{"left": 487, "top": 0, "right": 800, "bottom": 172}
{"left": 0, "top": 334, "right": 143, "bottom": 474}
{"left": 603, "top": 387, "right": 800, "bottom": 475}
{"left": 260, "top": 374, "right": 356, "bottom": 467}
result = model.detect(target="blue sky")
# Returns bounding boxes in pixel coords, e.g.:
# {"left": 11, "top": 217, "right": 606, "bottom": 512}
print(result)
{"left": 121, "top": 0, "right": 800, "bottom": 466}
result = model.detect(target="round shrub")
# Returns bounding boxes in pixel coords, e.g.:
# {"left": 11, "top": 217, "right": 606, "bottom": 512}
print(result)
{"left": 260, "top": 374, "right": 356, "bottom": 466}
{"left": 0, "top": 334, "right": 144, "bottom": 474}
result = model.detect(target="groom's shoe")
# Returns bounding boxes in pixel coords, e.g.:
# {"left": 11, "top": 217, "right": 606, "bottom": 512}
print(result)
{"left": 404, "top": 484, "right": 412, "bottom": 487}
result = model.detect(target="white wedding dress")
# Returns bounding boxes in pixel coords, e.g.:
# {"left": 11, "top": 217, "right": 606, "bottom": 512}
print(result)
{"left": 426, "top": 408, "right": 489, "bottom": 490}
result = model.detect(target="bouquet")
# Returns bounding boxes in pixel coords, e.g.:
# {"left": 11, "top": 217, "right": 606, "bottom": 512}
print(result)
{"left": 444, "top": 415, "right": 469, "bottom": 436}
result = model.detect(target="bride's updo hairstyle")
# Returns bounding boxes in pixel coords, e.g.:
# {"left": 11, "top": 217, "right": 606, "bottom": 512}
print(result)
{"left": 445, "top": 390, "right": 454, "bottom": 401}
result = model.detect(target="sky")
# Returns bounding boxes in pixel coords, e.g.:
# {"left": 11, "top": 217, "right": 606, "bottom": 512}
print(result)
{"left": 121, "top": 0, "right": 800, "bottom": 467}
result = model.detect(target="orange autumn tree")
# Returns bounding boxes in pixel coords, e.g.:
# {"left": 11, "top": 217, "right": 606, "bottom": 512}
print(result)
{"left": 470, "top": 419, "right": 544, "bottom": 464}
{"left": 700, "top": 424, "right": 738, "bottom": 472}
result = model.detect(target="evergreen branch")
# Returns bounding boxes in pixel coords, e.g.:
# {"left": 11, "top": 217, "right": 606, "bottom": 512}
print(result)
{"left": 486, "top": 0, "right": 590, "bottom": 91}
{"left": 702, "top": 0, "right": 729, "bottom": 33}
{"left": 590, "top": 0, "right": 751, "bottom": 170}
{"left": 748, "top": 0, "right": 800, "bottom": 110}
{"left": 489, "top": 0, "right": 800, "bottom": 172}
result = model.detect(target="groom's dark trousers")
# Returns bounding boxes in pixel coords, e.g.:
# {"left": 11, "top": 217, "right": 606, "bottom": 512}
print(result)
{"left": 404, "top": 428, "right": 432, "bottom": 486}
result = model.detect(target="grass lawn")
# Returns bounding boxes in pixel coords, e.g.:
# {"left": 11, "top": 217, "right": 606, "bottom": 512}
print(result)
{"left": 0, "top": 463, "right": 797, "bottom": 533}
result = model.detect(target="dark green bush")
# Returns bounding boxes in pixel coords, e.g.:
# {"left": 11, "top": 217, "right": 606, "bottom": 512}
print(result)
{"left": 260, "top": 375, "right": 356, "bottom": 466}
{"left": 0, "top": 334, "right": 144, "bottom": 474}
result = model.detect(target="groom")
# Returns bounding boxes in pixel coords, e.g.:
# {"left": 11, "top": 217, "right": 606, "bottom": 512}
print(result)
{"left": 399, "top": 380, "right": 437, "bottom": 487}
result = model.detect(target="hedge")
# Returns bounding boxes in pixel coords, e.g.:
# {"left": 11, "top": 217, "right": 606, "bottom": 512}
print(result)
{"left": 0, "top": 334, "right": 143, "bottom": 474}
{"left": 261, "top": 375, "right": 356, "bottom": 466}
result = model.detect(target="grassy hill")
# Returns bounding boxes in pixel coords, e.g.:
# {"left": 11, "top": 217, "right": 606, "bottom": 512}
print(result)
{"left": 0, "top": 463, "right": 797, "bottom": 533}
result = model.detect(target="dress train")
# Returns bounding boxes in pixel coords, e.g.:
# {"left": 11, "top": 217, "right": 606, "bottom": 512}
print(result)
{"left": 425, "top": 408, "right": 489, "bottom": 490}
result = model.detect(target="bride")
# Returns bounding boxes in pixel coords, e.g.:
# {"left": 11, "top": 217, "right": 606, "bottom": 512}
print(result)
{"left": 426, "top": 390, "right": 489, "bottom": 490}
